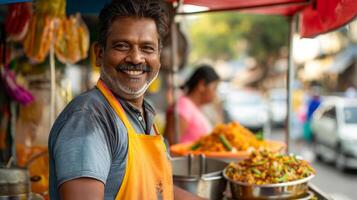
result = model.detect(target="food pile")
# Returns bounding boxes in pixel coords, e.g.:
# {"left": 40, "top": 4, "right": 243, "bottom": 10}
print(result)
{"left": 225, "top": 150, "right": 315, "bottom": 185}
{"left": 190, "top": 122, "right": 267, "bottom": 152}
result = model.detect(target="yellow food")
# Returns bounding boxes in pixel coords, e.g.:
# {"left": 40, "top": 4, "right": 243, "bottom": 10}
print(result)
{"left": 190, "top": 122, "right": 267, "bottom": 152}
{"left": 225, "top": 150, "right": 315, "bottom": 185}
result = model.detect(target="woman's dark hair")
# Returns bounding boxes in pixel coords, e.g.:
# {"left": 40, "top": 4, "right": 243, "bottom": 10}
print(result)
{"left": 98, "top": 0, "right": 169, "bottom": 48}
{"left": 182, "top": 65, "right": 220, "bottom": 93}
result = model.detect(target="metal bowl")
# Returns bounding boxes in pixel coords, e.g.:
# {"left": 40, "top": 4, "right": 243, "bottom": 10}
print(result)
{"left": 223, "top": 168, "right": 315, "bottom": 200}
{"left": 172, "top": 154, "right": 228, "bottom": 200}
{"left": 0, "top": 167, "right": 30, "bottom": 196}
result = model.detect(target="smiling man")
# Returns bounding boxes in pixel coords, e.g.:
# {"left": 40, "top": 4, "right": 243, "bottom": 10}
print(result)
{"left": 48, "top": 0, "right": 204, "bottom": 200}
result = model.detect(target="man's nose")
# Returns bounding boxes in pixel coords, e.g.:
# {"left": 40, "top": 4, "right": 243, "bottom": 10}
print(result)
{"left": 125, "top": 47, "right": 144, "bottom": 65}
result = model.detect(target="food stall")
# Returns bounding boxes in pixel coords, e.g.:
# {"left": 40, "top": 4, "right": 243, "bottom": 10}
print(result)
{"left": 0, "top": 0, "right": 89, "bottom": 199}
{"left": 167, "top": 0, "right": 356, "bottom": 199}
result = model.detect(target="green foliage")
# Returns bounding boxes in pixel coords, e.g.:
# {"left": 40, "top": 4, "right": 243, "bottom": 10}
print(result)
{"left": 186, "top": 12, "right": 289, "bottom": 63}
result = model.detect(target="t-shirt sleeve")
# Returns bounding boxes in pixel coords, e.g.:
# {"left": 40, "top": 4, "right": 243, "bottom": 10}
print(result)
{"left": 53, "top": 109, "right": 111, "bottom": 188}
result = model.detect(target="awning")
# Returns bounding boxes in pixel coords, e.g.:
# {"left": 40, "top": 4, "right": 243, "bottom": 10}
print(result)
{"left": 0, "top": 0, "right": 31, "bottom": 4}
{"left": 3, "top": 0, "right": 355, "bottom": 38}
{"left": 170, "top": 0, "right": 357, "bottom": 38}
{"left": 172, "top": 0, "right": 309, "bottom": 16}
{"left": 300, "top": 0, "right": 357, "bottom": 38}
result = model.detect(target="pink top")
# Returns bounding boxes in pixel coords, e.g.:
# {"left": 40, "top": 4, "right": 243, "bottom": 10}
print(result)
{"left": 169, "top": 95, "right": 212, "bottom": 143}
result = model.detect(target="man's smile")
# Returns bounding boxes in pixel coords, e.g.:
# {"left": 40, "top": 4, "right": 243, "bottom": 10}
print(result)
{"left": 121, "top": 69, "right": 145, "bottom": 76}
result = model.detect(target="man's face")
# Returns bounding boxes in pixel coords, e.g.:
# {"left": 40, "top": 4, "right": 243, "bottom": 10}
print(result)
{"left": 96, "top": 17, "right": 161, "bottom": 100}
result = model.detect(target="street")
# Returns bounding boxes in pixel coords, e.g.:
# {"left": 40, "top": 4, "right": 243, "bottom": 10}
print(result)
{"left": 269, "top": 128, "right": 357, "bottom": 200}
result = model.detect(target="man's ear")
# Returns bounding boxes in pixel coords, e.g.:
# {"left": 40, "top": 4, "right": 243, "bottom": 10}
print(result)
{"left": 94, "top": 42, "right": 104, "bottom": 67}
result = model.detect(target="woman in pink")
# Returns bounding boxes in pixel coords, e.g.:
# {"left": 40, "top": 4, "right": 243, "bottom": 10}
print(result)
{"left": 164, "top": 65, "right": 220, "bottom": 144}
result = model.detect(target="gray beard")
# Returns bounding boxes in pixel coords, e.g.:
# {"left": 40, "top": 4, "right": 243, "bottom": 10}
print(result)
{"left": 100, "top": 67, "right": 159, "bottom": 100}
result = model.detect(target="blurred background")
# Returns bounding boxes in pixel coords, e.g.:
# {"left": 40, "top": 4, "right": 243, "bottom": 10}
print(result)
{"left": 176, "top": 12, "right": 357, "bottom": 200}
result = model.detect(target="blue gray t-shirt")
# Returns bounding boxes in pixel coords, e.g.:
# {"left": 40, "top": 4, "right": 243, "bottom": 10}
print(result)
{"left": 48, "top": 88, "right": 158, "bottom": 199}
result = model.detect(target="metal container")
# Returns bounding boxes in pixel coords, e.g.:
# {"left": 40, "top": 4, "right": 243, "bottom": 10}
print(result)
{"left": 0, "top": 193, "right": 44, "bottom": 200}
{"left": 172, "top": 154, "right": 228, "bottom": 200}
{"left": 0, "top": 167, "right": 30, "bottom": 196}
{"left": 223, "top": 168, "right": 315, "bottom": 200}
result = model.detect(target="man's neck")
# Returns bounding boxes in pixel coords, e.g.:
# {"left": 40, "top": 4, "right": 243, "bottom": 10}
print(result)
{"left": 126, "top": 98, "right": 144, "bottom": 115}
{"left": 110, "top": 89, "right": 145, "bottom": 116}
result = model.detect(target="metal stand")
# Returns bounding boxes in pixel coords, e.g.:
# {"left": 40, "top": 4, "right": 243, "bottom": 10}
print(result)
{"left": 285, "top": 15, "right": 296, "bottom": 154}
{"left": 49, "top": 44, "right": 56, "bottom": 127}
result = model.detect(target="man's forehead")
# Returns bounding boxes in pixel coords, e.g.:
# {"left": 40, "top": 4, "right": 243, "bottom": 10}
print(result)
{"left": 107, "top": 17, "right": 159, "bottom": 42}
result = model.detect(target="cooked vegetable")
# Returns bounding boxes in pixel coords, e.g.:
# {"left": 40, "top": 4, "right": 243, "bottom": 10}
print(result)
{"left": 190, "top": 142, "right": 201, "bottom": 150}
{"left": 219, "top": 134, "right": 232, "bottom": 151}
{"left": 225, "top": 150, "right": 315, "bottom": 185}
{"left": 189, "top": 122, "right": 268, "bottom": 152}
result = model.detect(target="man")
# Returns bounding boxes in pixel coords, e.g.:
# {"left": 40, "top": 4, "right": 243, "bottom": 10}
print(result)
{"left": 48, "top": 0, "right": 204, "bottom": 199}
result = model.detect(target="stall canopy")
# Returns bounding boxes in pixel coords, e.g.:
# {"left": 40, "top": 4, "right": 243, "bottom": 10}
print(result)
{"left": 300, "top": 0, "right": 357, "bottom": 38}
{"left": 168, "top": 0, "right": 357, "bottom": 38}
{"left": 0, "top": 0, "right": 31, "bottom": 4}
{"left": 0, "top": 0, "right": 355, "bottom": 38}
{"left": 65, "top": 0, "right": 357, "bottom": 38}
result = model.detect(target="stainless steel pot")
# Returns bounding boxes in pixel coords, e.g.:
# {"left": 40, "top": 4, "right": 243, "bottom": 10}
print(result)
{"left": 0, "top": 167, "right": 30, "bottom": 196}
{"left": 223, "top": 168, "right": 315, "bottom": 200}
{"left": 172, "top": 154, "right": 228, "bottom": 200}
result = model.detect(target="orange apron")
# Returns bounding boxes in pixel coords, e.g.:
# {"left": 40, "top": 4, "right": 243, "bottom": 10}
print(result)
{"left": 97, "top": 80, "right": 174, "bottom": 200}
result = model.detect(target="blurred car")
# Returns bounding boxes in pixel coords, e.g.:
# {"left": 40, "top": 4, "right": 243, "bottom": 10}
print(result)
{"left": 267, "top": 88, "right": 287, "bottom": 126}
{"left": 311, "top": 96, "right": 357, "bottom": 170}
{"left": 222, "top": 89, "right": 270, "bottom": 134}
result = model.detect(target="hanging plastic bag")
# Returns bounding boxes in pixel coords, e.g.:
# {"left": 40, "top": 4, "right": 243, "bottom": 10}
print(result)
{"left": 22, "top": 15, "right": 58, "bottom": 63}
{"left": 23, "top": 0, "right": 65, "bottom": 63}
{"left": 55, "top": 13, "right": 89, "bottom": 64}
{"left": 35, "top": 0, "right": 66, "bottom": 17}
{"left": 0, "top": 65, "right": 34, "bottom": 105}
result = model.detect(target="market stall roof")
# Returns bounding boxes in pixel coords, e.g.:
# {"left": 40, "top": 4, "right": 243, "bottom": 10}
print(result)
{"left": 171, "top": 0, "right": 309, "bottom": 16}
{"left": 300, "top": 0, "right": 357, "bottom": 38}
{"left": 171, "top": 0, "right": 357, "bottom": 38}
{"left": 0, "top": 0, "right": 31, "bottom": 4}
{"left": 2, "top": 0, "right": 351, "bottom": 38}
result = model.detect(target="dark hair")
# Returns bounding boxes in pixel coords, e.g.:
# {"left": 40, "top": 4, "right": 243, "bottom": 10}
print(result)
{"left": 182, "top": 65, "right": 220, "bottom": 93}
{"left": 98, "top": 0, "right": 169, "bottom": 48}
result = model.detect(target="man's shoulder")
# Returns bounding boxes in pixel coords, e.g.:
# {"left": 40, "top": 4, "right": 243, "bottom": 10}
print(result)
{"left": 54, "top": 88, "right": 114, "bottom": 124}
{"left": 66, "top": 88, "right": 110, "bottom": 112}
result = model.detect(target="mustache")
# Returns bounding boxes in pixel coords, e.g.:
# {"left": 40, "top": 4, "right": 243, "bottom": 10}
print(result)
{"left": 115, "top": 63, "right": 151, "bottom": 72}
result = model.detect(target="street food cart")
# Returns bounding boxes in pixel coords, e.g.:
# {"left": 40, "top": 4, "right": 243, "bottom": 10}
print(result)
{"left": 167, "top": 0, "right": 356, "bottom": 199}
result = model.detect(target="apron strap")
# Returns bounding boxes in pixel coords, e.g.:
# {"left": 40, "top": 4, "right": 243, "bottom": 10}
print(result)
{"left": 96, "top": 79, "right": 160, "bottom": 136}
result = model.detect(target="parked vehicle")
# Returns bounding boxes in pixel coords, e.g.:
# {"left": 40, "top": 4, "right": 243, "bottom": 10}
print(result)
{"left": 311, "top": 96, "right": 357, "bottom": 171}
{"left": 221, "top": 89, "right": 270, "bottom": 135}
{"left": 267, "top": 88, "right": 287, "bottom": 126}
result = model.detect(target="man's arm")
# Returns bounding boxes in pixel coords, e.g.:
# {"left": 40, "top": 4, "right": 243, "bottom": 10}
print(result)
{"left": 60, "top": 178, "right": 104, "bottom": 200}
{"left": 51, "top": 110, "right": 111, "bottom": 200}
{"left": 174, "top": 185, "right": 207, "bottom": 200}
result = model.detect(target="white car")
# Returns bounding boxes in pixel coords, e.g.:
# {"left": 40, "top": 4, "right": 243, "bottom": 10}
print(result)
{"left": 311, "top": 96, "right": 357, "bottom": 170}
{"left": 222, "top": 89, "right": 270, "bottom": 135}
{"left": 267, "top": 88, "right": 287, "bottom": 126}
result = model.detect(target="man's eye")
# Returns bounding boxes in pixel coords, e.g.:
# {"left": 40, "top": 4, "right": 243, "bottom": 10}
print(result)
{"left": 114, "top": 43, "right": 130, "bottom": 50}
{"left": 142, "top": 46, "right": 155, "bottom": 53}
